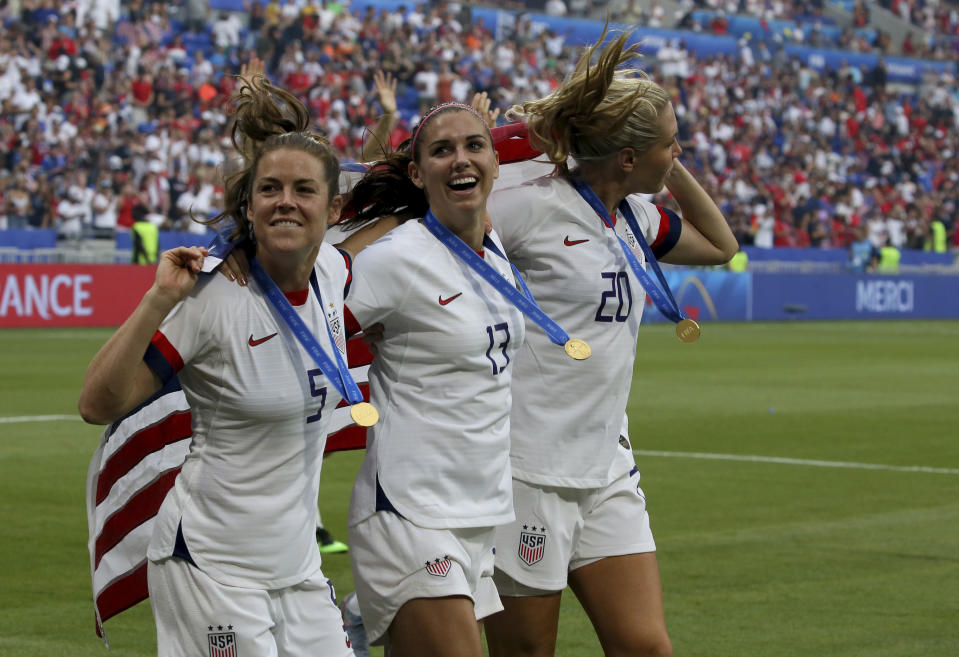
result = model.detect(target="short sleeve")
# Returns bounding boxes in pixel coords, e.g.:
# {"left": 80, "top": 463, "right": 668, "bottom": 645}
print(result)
{"left": 345, "top": 236, "right": 404, "bottom": 329}
{"left": 625, "top": 196, "right": 682, "bottom": 259}
{"left": 142, "top": 277, "right": 218, "bottom": 383}
{"left": 488, "top": 174, "right": 554, "bottom": 257}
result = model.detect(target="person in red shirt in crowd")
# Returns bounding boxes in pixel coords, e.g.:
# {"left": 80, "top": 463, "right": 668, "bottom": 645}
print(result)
{"left": 284, "top": 61, "right": 314, "bottom": 98}
{"left": 710, "top": 11, "right": 729, "bottom": 35}
{"left": 773, "top": 212, "right": 797, "bottom": 247}
{"left": 792, "top": 215, "right": 812, "bottom": 247}
{"left": 115, "top": 182, "right": 144, "bottom": 230}
{"left": 48, "top": 32, "right": 78, "bottom": 60}
{"left": 331, "top": 131, "right": 349, "bottom": 153}
{"left": 837, "top": 205, "right": 865, "bottom": 248}
{"left": 901, "top": 33, "right": 916, "bottom": 56}
{"left": 130, "top": 67, "right": 155, "bottom": 126}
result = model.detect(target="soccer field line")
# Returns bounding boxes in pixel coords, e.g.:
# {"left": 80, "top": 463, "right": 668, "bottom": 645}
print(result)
{"left": 637, "top": 449, "right": 959, "bottom": 475}
{"left": 2, "top": 415, "right": 957, "bottom": 476}
{"left": 0, "top": 414, "right": 80, "bottom": 424}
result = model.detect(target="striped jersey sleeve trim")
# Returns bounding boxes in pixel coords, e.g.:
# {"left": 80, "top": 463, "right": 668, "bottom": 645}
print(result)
{"left": 650, "top": 206, "right": 682, "bottom": 259}
{"left": 144, "top": 331, "right": 182, "bottom": 383}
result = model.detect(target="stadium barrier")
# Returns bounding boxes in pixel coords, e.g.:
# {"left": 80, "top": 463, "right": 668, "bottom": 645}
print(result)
{"left": 0, "top": 229, "right": 58, "bottom": 250}
{"left": 3, "top": 263, "right": 959, "bottom": 328}
{"left": 642, "top": 269, "right": 959, "bottom": 323}
{"left": 743, "top": 246, "right": 955, "bottom": 267}
{"left": 115, "top": 230, "right": 215, "bottom": 252}
{"left": 0, "top": 264, "right": 156, "bottom": 327}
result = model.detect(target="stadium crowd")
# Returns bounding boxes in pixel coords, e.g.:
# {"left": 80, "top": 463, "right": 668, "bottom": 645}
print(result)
{"left": 0, "top": 0, "right": 956, "bottom": 253}
{"left": 884, "top": 0, "right": 959, "bottom": 38}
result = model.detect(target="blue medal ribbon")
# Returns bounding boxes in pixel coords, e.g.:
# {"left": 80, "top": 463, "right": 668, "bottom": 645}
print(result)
{"left": 248, "top": 257, "right": 364, "bottom": 405}
{"left": 206, "top": 221, "right": 236, "bottom": 260}
{"left": 421, "top": 210, "right": 572, "bottom": 347}
{"left": 569, "top": 178, "right": 687, "bottom": 324}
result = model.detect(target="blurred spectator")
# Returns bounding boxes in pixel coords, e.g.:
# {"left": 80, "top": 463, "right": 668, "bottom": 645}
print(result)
{"left": 130, "top": 203, "right": 159, "bottom": 264}
{"left": 142, "top": 160, "right": 171, "bottom": 226}
{"left": 3, "top": 173, "right": 32, "bottom": 229}
{"left": 545, "top": 0, "right": 567, "bottom": 17}
{"left": 173, "top": 175, "right": 216, "bottom": 233}
{"left": 877, "top": 235, "right": 901, "bottom": 273}
{"left": 925, "top": 217, "right": 948, "bottom": 252}
{"left": 212, "top": 12, "right": 242, "bottom": 50}
{"left": 183, "top": 0, "right": 211, "bottom": 33}
{"left": 751, "top": 202, "right": 775, "bottom": 248}
{"left": 91, "top": 178, "right": 119, "bottom": 238}
{"left": 849, "top": 226, "right": 880, "bottom": 272}
{"left": 54, "top": 184, "right": 87, "bottom": 241}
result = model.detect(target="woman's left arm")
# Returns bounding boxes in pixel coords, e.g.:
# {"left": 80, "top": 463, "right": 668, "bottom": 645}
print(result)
{"left": 659, "top": 161, "right": 738, "bottom": 266}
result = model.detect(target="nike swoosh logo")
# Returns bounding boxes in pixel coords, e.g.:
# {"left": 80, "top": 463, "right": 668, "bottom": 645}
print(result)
{"left": 248, "top": 332, "right": 278, "bottom": 346}
{"left": 438, "top": 293, "right": 463, "bottom": 306}
{"left": 564, "top": 236, "right": 589, "bottom": 246}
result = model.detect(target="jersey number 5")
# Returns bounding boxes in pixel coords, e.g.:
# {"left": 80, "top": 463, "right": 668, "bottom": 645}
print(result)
{"left": 306, "top": 368, "right": 328, "bottom": 424}
{"left": 595, "top": 271, "right": 633, "bottom": 322}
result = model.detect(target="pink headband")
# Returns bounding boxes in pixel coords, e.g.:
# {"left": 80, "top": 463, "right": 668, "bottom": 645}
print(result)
{"left": 409, "top": 102, "right": 491, "bottom": 156}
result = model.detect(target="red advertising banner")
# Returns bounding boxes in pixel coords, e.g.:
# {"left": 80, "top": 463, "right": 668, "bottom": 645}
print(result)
{"left": 0, "top": 264, "right": 156, "bottom": 328}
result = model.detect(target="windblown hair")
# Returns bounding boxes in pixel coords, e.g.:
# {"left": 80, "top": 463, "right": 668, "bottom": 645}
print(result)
{"left": 340, "top": 149, "right": 427, "bottom": 228}
{"left": 341, "top": 104, "right": 488, "bottom": 229}
{"left": 207, "top": 73, "right": 340, "bottom": 241}
{"left": 506, "top": 27, "right": 671, "bottom": 175}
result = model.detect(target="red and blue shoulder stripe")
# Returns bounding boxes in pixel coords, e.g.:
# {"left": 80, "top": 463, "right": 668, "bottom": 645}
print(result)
{"left": 143, "top": 331, "right": 183, "bottom": 384}
{"left": 650, "top": 206, "right": 682, "bottom": 259}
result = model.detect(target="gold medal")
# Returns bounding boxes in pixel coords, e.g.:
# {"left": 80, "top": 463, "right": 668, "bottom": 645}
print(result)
{"left": 349, "top": 402, "right": 379, "bottom": 427}
{"left": 675, "top": 318, "right": 700, "bottom": 344}
{"left": 564, "top": 338, "right": 591, "bottom": 360}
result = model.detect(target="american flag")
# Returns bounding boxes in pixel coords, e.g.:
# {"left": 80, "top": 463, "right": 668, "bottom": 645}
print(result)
{"left": 85, "top": 125, "right": 543, "bottom": 639}
{"left": 85, "top": 338, "right": 374, "bottom": 639}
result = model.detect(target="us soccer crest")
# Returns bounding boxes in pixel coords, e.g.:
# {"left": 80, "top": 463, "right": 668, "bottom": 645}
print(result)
{"left": 425, "top": 556, "right": 452, "bottom": 577}
{"left": 207, "top": 628, "right": 237, "bottom": 657}
{"left": 624, "top": 227, "right": 644, "bottom": 263}
{"left": 518, "top": 526, "right": 547, "bottom": 566}
{"left": 326, "top": 303, "right": 346, "bottom": 354}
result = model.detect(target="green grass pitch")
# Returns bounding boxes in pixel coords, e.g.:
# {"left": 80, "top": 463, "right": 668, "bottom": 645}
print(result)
{"left": 1, "top": 321, "right": 957, "bottom": 656}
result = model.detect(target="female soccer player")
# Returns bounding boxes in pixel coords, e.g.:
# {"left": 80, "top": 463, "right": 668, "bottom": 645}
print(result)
{"left": 79, "top": 71, "right": 377, "bottom": 657}
{"left": 341, "top": 101, "right": 568, "bottom": 657}
{"left": 483, "top": 28, "right": 738, "bottom": 657}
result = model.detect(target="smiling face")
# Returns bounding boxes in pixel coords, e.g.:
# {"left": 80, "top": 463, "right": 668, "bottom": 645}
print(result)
{"left": 408, "top": 109, "right": 499, "bottom": 224}
{"left": 628, "top": 102, "right": 682, "bottom": 194}
{"left": 247, "top": 147, "right": 342, "bottom": 266}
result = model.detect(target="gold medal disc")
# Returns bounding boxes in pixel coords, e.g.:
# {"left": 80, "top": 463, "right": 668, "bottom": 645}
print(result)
{"left": 564, "top": 338, "right": 591, "bottom": 360}
{"left": 675, "top": 318, "right": 700, "bottom": 344}
{"left": 350, "top": 402, "right": 379, "bottom": 427}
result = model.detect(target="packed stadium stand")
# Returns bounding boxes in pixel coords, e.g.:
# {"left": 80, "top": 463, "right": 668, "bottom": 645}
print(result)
{"left": 0, "top": 0, "right": 956, "bottom": 269}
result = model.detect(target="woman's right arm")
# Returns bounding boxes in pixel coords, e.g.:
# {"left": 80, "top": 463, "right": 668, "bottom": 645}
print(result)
{"left": 360, "top": 70, "right": 399, "bottom": 163}
{"left": 78, "top": 246, "right": 208, "bottom": 425}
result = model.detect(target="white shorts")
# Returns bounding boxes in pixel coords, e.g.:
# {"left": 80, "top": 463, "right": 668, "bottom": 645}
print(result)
{"left": 147, "top": 557, "right": 352, "bottom": 657}
{"left": 347, "top": 511, "right": 502, "bottom": 645}
{"left": 493, "top": 448, "right": 656, "bottom": 594}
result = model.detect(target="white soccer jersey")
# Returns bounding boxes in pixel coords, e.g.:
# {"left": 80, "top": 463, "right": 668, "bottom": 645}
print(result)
{"left": 346, "top": 220, "right": 525, "bottom": 529}
{"left": 487, "top": 174, "right": 681, "bottom": 487}
{"left": 144, "top": 243, "right": 350, "bottom": 589}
